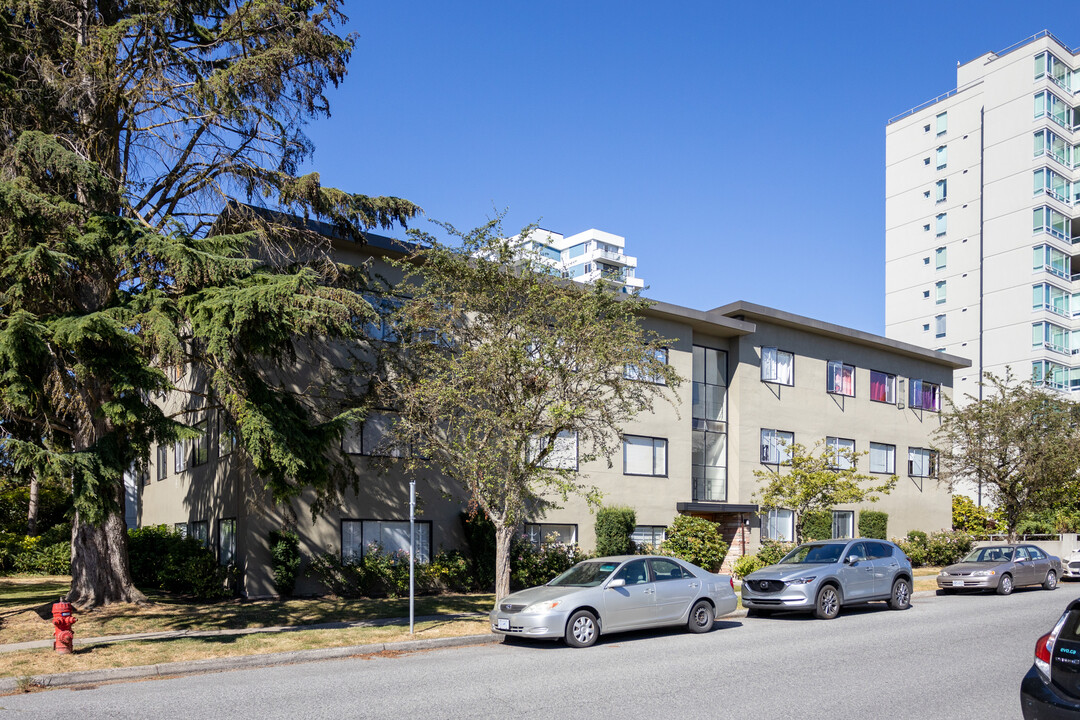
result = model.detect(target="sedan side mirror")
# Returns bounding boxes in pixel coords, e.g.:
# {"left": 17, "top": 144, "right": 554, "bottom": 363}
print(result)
{"left": 607, "top": 578, "right": 626, "bottom": 589}
{"left": 845, "top": 555, "right": 858, "bottom": 565}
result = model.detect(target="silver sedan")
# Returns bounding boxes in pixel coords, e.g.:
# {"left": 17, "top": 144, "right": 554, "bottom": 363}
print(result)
{"left": 489, "top": 555, "right": 739, "bottom": 648}
{"left": 937, "top": 543, "right": 1062, "bottom": 595}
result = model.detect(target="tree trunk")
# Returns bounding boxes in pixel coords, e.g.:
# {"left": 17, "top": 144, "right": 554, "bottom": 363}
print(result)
{"left": 493, "top": 523, "right": 516, "bottom": 601}
{"left": 26, "top": 474, "right": 38, "bottom": 536}
{"left": 67, "top": 482, "right": 146, "bottom": 608}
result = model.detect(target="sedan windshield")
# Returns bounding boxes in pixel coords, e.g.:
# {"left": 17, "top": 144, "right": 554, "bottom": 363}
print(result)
{"left": 961, "top": 546, "right": 1014, "bottom": 563}
{"left": 548, "top": 561, "right": 621, "bottom": 587}
{"left": 779, "top": 544, "right": 846, "bottom": 565}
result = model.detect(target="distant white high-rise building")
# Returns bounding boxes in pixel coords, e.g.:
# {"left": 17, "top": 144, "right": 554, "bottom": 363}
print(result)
{"left": 885, "top": 30, "right": 1080, "bottom": 399}
{"left": 509, "top": 228, "right": 644, "bottom": 292}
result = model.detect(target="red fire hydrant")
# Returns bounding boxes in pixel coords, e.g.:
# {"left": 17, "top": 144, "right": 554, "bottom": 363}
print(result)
{"left": 51, "top": 599, "right": 76, "bottom": 654}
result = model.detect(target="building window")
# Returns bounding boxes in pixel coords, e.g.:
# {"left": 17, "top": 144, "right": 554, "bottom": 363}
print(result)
{"left": 935, "top": 281, "right": 946, "bottom": 305}
{"left": 527, "top": 430, "right": 578, "bottom": 470}
{"left": 218, "top": 518, "right": 236, "bottom": 566}
{"left": 923, "top": 290, "right": 930, "bottom": 299}
{"left": 1033, "top": 321, "right": 1070, "bottom": 354}
{"left": 826, "top": 361, "right": 855, "bottom": 397}
{"left": 193, "top": 419, "right": 209, "bottom": 466}
{"left": 908, "top": 448, "right": 938, "bottom": 478}
{"left": 342, "top": 519, "right": 432, "bottom": 563}
{"left": 218, "top": 412, "right": 237, "bottom": 457}
{"left": 935, "top": 145, "right": 947, "bottom": 170}
{"left": 935, "top": 213, "right": 947, "bottom": 237}
{"left": 157, "top": 444, "right": 168, "bottom": 481}
{"left": 826, "top": 437, "right": 855, "bottom": 470}
{"left": 693, "top": 345, "right": 727, "bottom": 503}
{"left": 936, "top": 111, "right": 947, "bottom": 136}
{"left": 1033, "top": 360, "right": 1070, "bottom": 390}
{"left": 934, "top": 314, "right": 946, "bottom": 338}
{"left": 935, "top": 179, "right": 947, "bottom": 202}
{"left": 623, "top": 435, "right": 667, "bottom": 476}
{"left": 869, "top": 370, "right": 896, "bottom": 404}
{"left": 174, "top": 441, "right": 187, "bottom": 474}
{"left": 869, "top": 442, "right": 896, "bottom": 474}
{"left": 625, "top": 347, "right": 668, "bottom": 384}
{"left": 1034, "top": 167, "right": 1073, "bottom": 204}
{"left": 343, "top": 411, "right": 408, "bottom": 457}
{"left": 760, "top": 429, "right": 794, "bottom": 466}
{"left": 190, "top": 520, "right": 209, "bottom": 549}
{"left": 935, "top": 247, "right": 947, "bottom": 270}
{"left": 174, "top": 522, "right": 188, "bottom": 538}
{"left": 692, "top": 346, "right": 727, "bottom": 422}
{"left": 630, "top": 525, "right": 666, "bottom": 549}
{"left": 760, "top": 347, "right": 794, "bottom": 386}
{"left": 1033, "top": 244, "right": 1070, "bottom": 279}
{"left": 832, "top": 511, "right": 854, "bottom": 539}
{"left": 523, "top": 523, "right": 577, "bottom": 548}
{"left": 763, "top": 508, "right": 794, "bottom": 542}
{"left": 362, "top": 294, "right": 403, "bottom": 343}
{"left": 1033, "top": 283, "right": 1071, "bottom": 316}
{"left": 1034, "top": 206, "right": 1070, "bottom": 241}
{"left": 909, "top": 380, "right": 940, "bottom": 411}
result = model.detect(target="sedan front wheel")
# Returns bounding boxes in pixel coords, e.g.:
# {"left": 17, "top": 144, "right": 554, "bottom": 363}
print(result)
{"left": 565, "top": 610, "right": 599, "bottom": 648}
{"left": 996, "top": 573, "right": 1014, "bottom": 596}
{"left": 687, "top": 600, "right": 713, "bottom": 633}
{"left": 1043, "top": 570, "right": 1058, "bottom": 591}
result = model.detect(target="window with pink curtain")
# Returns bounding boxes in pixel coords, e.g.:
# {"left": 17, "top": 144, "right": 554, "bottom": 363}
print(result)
{"left": 827, "top": 361, "right": 855, "bottom": 397}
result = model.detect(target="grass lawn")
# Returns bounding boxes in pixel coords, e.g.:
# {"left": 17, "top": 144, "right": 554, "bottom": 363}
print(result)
{"left": 0, "top": 575, "right": 495, "bottom": 679}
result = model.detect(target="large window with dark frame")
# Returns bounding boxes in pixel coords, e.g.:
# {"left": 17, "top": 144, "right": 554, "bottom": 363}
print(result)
{"left": 826, "top": 436, "right": 855, "bottom": 470}
{"left": 763, "top": 508, "right": 794, "bottom": 542}
{"left": 193, "top": 419, "right": 209, "bottom": 466}
{"left": 218, "top": 518, "right": 236, "bottom": 566}
{"left": 157, "top": 444, "right": 168, "bottom": 481}
{"left": 342, "top": 519, "right": 432, "bottom": 563}
{"left": 523, "top": 523, "right": 577, "bottom": 548}
{"left": 623, "top": 435, "right": 667, "bottom": 476}
{"left": 625, "top": 347, "right": 668, "bottom": 384}
{"left": 760, "top": 347, "right": 794, "bottom": 385}
{"left": 908, "top": 447, "right": 938, "bottom": 478}
{"left": 869, "top": 442, "right": 896, "bottom": 474}
{"left": 909, "top": 379, "right": 940, "bottom": 411}
{"left": 692, "top": 346, "right": 728, "bottom": 502}
{"left": 869, "top": 370, "right": 896, "bottom": 404}
{"left": 760, "top": 429, "right": 793, "bottom": 465}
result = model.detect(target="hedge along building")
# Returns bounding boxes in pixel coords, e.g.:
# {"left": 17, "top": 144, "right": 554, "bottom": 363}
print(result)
{"left": 132, "top": 220, "right": 970, "bottom": 596}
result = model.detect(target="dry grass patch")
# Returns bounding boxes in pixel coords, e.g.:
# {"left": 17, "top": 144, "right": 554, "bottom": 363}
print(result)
{"left": 0, "top": 619, "right": 490, "bottom": 678}
{"left": 0, "top": 576, "right": 494, "bottom": 646}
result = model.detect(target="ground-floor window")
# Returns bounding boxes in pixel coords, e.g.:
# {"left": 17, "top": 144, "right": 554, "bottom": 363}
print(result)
{"left": 341, "top": 520, "right": 432, "bottom": 563}
{"left": 630, "top": 525, "right": 666, "bottom": 549}
{"left": 763, "top": 508, "right": 794, "bottom": 542}
{"left": 832, "top": 510, "right": 854, "bottom": 539}
{"left": 218, "top": 518, "right": 236, "bottom": 566}
{"left": 190, "top": 520, "right": 208, "bottom": 548}
{"left": 523, "top": 523, "right": 577, "bottom": 548}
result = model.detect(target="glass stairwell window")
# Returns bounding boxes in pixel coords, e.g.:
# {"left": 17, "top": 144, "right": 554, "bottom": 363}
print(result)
{"left": 692, "top": 345, "right": 727, "bottom": 502}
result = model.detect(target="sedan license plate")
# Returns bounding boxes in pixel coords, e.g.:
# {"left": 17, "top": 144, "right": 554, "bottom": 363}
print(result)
{"left": 952, "top": 580, "right": 964, "bottom": 587}
{"left": 497, "top": 618, "right": 509, "bottom": 630}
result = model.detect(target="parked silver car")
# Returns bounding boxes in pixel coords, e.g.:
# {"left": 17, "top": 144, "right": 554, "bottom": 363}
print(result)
{"left": 1062, "top": 548, "right": 1080, "bottom": 581}
{"left": 489, "top": 555, "right": 739, "bottom": 648}
{"left": 937, "top": 543, "right": 1062, "bottom": 595}
{"left": 741, "top": 539, "right": 913, "bottom": 620}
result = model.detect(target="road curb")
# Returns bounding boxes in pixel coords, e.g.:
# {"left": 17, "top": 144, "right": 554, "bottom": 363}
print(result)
{"left": 0, "top": 633, "right": 501, "bottom": 694}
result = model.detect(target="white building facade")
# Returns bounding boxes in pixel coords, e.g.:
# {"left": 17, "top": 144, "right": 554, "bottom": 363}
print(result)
{"left": 510, "top": 228, "right": 645, "bottom": 292}
{"left": 885, "top": 30, "right": 1080, "bottom": 399}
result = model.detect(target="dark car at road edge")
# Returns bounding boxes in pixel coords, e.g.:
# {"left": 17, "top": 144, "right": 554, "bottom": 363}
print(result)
{"left": 1021, "top": 598, "right": 1080, "bottom": 719}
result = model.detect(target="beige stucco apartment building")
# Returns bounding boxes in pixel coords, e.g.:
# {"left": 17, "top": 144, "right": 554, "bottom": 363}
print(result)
{"left": 134, "top": 230, "right": 969, "bottom": 596}
{"left": 886, "top": 30, "right": 1080, "bottom": 399}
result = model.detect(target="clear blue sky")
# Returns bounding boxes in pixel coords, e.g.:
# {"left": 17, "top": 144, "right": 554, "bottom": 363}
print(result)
{"left": 301, "top": 1, "right": 1065, "bottom": 334}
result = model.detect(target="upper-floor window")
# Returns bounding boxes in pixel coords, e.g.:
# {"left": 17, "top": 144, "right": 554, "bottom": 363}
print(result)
{"left": 908, "top": 447, "right": 938, "bottom": 478}
{"left": 827, "top": 361, "right": 855, "bottom": 397}
{"left": 934, "top": 314, "right": 946, "bottom": 338}
{"left": 157, "top": 444, "right": 168, "bottom": 481}
{"left": 935, "top": 246, "right": 947, "bottom": 270}
{"left": 1033, "top": 244, "right": 1070, "bottom": 279}
{"left": 1035, "top": 89, "right": 1076, "bottom": 129}
{"left": 1035, "top": 167, "right": 1076, "bottom": 204}
{"left": 625, "top": 347, "right": 668, "bottom": 384}
{"left": 761, "top": 347, "right": 794, "bottom": 386}
{"left": 936, "top": 112, "right": 948, "bottom": 136}
{"left": 1036, "top": 51, "right": 1077, "bottom": 92}
{"left": 1033, "top": 283, "right": 1071, "bottom": 317}
{"left": 362, "top": 294, "right": 403, "bottom": 343}
{"left": 692, "top": 346, "right": 727, "bottom": 422}
{"left": 826, "top": 436, "right": 855, "bottom": 470}
{"left": 1033, "top": 359, "right": 1070, "bottom": 390}
{"left": 1034, "top": 129, "right": 1076, "bottom": 168}
{"left": 193, "top": 419, "right": 209, "bottom": 466}
{"left": 935, "top": 179, "right": 947, "bottom": 202}
{"left": 1033, "top": 321, "right": 1070, "bottom": 354}
{"left": 869, "top": 442, "right": 896, "bottom": 474}
{"left": 174, "top": 441, "right": 188, "bottom": 473}
{"left": 343, "top": 411, "right": 409, "bottom": 458}
{"left": 528, "top": 430, "right": 578, "bottom": 470}
{"left": 623, "top": 435, "right": 667, "bottom": 477}
{"left": 935, "top": 281, "right": 947, "bottom": 305}
{"left": 760, "top": 429, "right": 793, "bottom": 465}
{"left": 869, "top": 370, "right": 896, "bottom": 404}
{"left": 935, "top": 213, "right": 947, "bottom": 236}
{"left": 935, "top": 146, "right": 947, "bottom": 170}
{"left": 909, "top": 379, "right": 940, "bottom": 411}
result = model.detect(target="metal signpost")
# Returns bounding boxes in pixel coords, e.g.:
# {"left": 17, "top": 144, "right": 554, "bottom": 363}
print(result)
{"left": 409, "top": 479, "right": 415, "bottom": 634}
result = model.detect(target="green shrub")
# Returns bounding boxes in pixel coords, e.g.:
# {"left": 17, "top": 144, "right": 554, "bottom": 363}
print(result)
{"left": 460, "top": 512, "right": 496, "bottom": 592}
{"left": 0, "top": 533, "right": 71, "bottom": 575}
{"left": 423, "top": 550, "right": 475, "bottom": 593}
{"left": 510, "top": 537, "right": 588, "bottom": 589}
{"left": 127, "top": 525, "right": 231, "bottom": 599}
{"left": 895, "top": 529, "right": 973, "bottom": 567}
{"left": 0, "top": 484, "right": 71, "bottom": 536}
{"left": 732, "top": 554, "right": 763, "bottom": 579}
{"left": 594, "top": 506, "right": 636, "bottom": 556}
{"left": 268, "top": 529, "right": 301, "bottom": 596}
{"left": 952, "top": 495, "right": 998, "bottom": 534}
{"left": 800, "top": 511, "right": 833, "bottom": 541}
{"left": 309, "top": 546, "right": 479, "bottom": 597}
{"left": 858, "top": 511, "right": 888, "bottom": 540}
{"left": 756, "top": 540, "right": 795, "bottom": 566}
{"left": 660, "top": 516, "right": 728, "bottom": 571}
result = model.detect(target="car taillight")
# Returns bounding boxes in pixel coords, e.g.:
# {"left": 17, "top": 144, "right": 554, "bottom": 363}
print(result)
{"left": 1036, "top": 632, "right": 1054, "bottom": 680}
{"left": 730, "top": 576, "right": 735, "bottom": 591}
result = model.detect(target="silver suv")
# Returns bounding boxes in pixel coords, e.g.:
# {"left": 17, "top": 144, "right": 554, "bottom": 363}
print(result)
{"left": 741, "top": 539, "right": 913, "bottom": 619}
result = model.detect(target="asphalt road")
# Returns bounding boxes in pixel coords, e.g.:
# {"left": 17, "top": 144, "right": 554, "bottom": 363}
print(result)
{"left": 5, "top": 585, "right": 1080, "bottom": 719}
